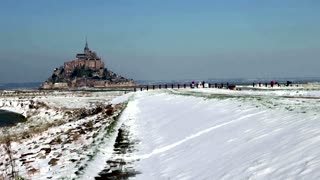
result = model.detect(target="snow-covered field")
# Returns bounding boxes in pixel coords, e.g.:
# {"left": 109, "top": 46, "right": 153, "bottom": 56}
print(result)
{"left": 114, "top": 87, "right": 320, "bottom": 179}
{"left": 0, "top": 90, "right": 130, "bottom": 179}
{"left": 2, "top": 86, "right": 320, "bottom": 179}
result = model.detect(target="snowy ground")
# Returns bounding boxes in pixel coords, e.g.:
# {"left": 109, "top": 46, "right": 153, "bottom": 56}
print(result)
{"left": 114, "top": 87, "right": 320, "bottom": 179}
{"left": 2, "top": 87, "right": 320, "bottom": 179}
{"left": 0, "top": 90, "right": 130, "bottom": 179}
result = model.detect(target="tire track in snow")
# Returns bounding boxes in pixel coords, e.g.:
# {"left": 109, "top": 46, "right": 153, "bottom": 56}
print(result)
{"left": 121, "top": 110, "right": 264, "bottom": 161}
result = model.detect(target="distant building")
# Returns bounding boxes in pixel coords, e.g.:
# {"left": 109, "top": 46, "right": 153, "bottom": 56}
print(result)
{"left": 40, "top": 38, "right": 135, "bottom": 89}
{"left": 64, "top": 39, "right": 105, "bottom": 77}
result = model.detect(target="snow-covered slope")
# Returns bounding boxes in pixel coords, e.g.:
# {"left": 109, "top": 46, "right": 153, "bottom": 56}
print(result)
{"left": 117, "top": 90, "right": 320, "bottom": 179}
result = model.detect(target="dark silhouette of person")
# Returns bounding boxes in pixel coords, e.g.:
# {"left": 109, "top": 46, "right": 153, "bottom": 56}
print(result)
{"left": 270, "top": 81, "right": 275, "bottom": 88}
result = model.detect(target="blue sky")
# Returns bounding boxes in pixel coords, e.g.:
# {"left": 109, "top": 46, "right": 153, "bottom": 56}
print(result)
{"left": 0, "top": 0, "right": 320, "bottom": 83}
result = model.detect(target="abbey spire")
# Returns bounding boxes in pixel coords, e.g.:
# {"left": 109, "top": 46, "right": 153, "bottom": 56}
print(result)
{"left": 84, "top": 37, "right": 89, "bottom": 53}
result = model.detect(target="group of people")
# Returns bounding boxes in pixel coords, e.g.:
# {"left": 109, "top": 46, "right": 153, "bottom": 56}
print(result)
{"left": 191, "top": 81, "right": 209, "bottom": 88}
{"left": 252, "top": 81, "right": 293, "bottom": 88}
{"left": 190, "top": 81, "right": 234, "bottom": 89}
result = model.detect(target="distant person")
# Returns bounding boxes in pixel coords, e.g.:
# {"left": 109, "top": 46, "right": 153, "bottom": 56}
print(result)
{"left": 191, "top": 81, "right": 195, "bottom": 88}
{"left": 270, "top": 81, "right": 275, "bottom": 88}
{"left": 259, "top": 82, "right": 261, "bottom": 87}
{"left": 253, "top": 82, "right": 255, "bottom": 87}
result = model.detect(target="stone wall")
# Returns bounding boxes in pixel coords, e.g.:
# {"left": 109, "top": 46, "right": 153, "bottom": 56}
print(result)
{"left": 64, "top": 59, "right": 105, "bottom": 77}
{"left": 41, "top": 82, "right": 53, "bottom": 89}
{"left": 41, "top": 82, "right": 69, "bottom": 90}
{"left": 69, "top": 77, "right": 135, "bottom": 88}
{"left": 64, "top": 59, "right": 85, "bottom": 76}
{"left": 52, "top": 83, "right": 69, "bottom": 89}
{"left": 41, "top": 80, "right": 135, "bottom": 89}
{"left": 86, "top": 60, "right": 104, "bottom": 70}
{"left": 104, "top": 81, "right": 136, "bottom": 88}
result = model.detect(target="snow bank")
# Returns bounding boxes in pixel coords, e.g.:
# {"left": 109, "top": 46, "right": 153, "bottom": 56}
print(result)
{"left": 110, "top": 92, "right": 134, "bottom": 105}
{"left": 120, "top": 90, "right": 320, "bottom": 179}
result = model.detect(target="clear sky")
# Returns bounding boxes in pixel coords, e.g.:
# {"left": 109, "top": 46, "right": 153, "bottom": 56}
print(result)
{"left": 0, "top": 0, "right": 320, "bottom": 83}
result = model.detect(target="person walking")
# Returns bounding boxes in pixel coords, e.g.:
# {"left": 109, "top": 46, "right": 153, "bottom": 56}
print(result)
{"left": 270, "top": 81, "right": 275, "bottom": 88}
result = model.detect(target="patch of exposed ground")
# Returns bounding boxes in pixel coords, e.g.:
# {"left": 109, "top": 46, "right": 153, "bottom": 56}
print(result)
{"left": 95, "top": 124, "right": 140, "bottom": 180}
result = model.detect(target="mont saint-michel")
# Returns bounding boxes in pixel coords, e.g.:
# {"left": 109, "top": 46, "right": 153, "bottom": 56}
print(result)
{"left": 41, "top": 40, "right": 135, "bottom": 89}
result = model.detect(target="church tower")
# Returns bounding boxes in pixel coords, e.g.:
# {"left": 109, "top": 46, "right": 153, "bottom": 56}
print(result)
{"left": 84, "top": 37, "right": 90, "bottom": 54}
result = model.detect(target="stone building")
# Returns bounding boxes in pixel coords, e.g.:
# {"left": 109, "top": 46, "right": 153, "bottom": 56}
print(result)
{"left": 40, "top": 39, "right": 135, "bottom": 90}
{"left": 64, "top": 40, "right": 105, "bottom": 77}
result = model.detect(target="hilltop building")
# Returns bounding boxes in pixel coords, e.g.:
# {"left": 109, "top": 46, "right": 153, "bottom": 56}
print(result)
{"left": 41, "top": 39, "right": 135, "bottom": 89}
{"left": 64, "top": 40, "right": 105, "bottom": 77}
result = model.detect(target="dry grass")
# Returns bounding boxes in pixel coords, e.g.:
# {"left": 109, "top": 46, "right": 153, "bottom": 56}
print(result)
{"left": 0, "top": 119, "right": 66, "bottom": 144}
{"left": 1, "top": 129, "right": 25, "bottom": 180}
